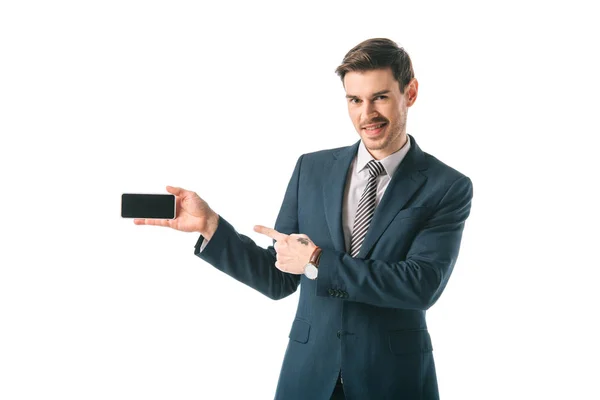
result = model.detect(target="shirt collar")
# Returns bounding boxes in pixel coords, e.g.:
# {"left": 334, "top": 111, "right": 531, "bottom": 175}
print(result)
{"left": 356, "top": 135, "right": 412, "bottom": 177}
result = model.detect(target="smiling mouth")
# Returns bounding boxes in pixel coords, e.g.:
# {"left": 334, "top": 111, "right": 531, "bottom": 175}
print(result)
{"left": 363, "top": 123, "right": 387, "bottom": 131}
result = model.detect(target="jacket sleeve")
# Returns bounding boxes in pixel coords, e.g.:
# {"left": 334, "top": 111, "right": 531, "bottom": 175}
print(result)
{"left": 193, "top": 156, "right": 304, "bottom": 300}
{"left": 316, "top": 175, "right": 473, "bottom": 310}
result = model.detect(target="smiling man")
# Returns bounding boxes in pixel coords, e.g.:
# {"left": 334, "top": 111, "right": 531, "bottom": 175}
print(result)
{"left": 135, "top": 38, "right": 473, "bottom": 399}
{"left": 344, "top": 69, "right": 414, "bottom": 161}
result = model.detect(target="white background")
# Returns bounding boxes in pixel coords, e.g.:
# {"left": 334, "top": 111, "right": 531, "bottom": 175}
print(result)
{"left": 1, "top": 0, "right": 598, "bottom": 399}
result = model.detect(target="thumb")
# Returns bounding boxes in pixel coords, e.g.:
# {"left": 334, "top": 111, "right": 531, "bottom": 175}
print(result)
{"left": 166, "top": 186, "right": 185, "bottom": 196}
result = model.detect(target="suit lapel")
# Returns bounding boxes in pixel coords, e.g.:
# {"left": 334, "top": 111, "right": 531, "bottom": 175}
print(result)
{"left": 323, "top": 141, "right": 360, "bottom": 253}
{"left": 357, "top": 135, "right": 429, "bottom": 258}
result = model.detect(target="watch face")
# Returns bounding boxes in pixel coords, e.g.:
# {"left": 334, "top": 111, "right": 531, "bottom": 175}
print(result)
{"left": 304, "top": 263, "right": 318, "bottom": 280}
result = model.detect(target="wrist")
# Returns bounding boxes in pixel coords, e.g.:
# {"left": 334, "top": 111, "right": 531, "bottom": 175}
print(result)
{"left": 303, "top": 246, "right": 321, "bottom": 280}
{"left": 201, "top": 211, "right": 220, "bottom": 240}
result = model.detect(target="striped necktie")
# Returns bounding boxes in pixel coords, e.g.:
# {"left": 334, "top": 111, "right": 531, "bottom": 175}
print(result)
{"left": 349, "top": 160, "right": 385, "bottom": 258}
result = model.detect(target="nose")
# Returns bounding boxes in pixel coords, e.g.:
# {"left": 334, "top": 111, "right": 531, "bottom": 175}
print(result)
{"left": 362, "top": 101, "right": 378, "bottom": 121}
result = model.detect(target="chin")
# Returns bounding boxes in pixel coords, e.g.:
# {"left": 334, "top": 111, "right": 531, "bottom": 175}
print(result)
{"left": 362, "top": 135, "right": 388, "bottom": 148}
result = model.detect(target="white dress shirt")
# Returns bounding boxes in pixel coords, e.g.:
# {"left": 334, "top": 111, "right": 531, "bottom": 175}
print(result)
{"left": 200, "top": 135, "right": 411, "bottom": 253}
{"left": 341, "top": 135, "right": 411, "bottom": 252}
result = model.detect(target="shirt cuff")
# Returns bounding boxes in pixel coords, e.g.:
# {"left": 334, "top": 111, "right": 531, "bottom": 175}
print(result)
{"left": 195, "top": 236, "right": 209, "bottom": 253}
{"left": 200, "top": 238, "right": 209, "bottom": 252}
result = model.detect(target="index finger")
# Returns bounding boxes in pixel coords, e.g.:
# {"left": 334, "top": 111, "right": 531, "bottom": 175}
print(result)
{"left": 254, "top": 225, "right": 288, "bottom": 241}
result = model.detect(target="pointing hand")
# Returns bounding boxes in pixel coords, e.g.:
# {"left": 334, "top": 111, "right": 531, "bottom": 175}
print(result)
{"left": 254, "top": 225, "right": 317, "bottom": 274}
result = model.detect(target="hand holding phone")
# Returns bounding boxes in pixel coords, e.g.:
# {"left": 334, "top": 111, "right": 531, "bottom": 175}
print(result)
{"left": 127, "top": 186, "right": 220, "bottom": 239}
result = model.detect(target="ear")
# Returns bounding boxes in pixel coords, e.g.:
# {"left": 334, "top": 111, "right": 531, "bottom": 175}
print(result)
{"left": 406, "top": 78, "right": 418, "bottom": 107}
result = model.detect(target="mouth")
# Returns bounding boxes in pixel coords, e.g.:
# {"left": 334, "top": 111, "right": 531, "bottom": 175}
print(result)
{"left": 361, "top": 122, "right": 388, "bottom": 136}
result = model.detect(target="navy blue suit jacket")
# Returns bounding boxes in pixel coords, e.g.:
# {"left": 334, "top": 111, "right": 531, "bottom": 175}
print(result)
{"left": 195, "top": 135, "right": 473, "bottom": 399}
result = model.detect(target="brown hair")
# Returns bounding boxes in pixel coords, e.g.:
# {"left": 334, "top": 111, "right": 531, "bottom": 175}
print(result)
{"left": 335, "top": 38, "right": 414, "bottom": 93}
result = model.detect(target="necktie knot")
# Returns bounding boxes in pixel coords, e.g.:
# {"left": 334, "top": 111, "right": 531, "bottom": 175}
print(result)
{"left": 366, "top": 160, "right": 384, "bottom": 178}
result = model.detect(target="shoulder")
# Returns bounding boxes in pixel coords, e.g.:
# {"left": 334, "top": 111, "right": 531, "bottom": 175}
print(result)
{"left": 293, "top": 142, "right": 357, "bottom": 169}
{"left": 418, "top": 151, "right": 474, "bottom": 209}
{"left": 408, "top": 135, "right": 467, "bottom": 181}
{"left": 409, "top": 135, "right": 472, "bottom": 199}
{"left": 422, "top": 151, "right": 470, "bottom": 182}
{"left": 302, "top": 144, "right": 354, "bottom": 160}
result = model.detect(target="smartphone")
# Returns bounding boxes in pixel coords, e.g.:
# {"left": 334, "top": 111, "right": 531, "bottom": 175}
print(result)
{"left": 121, "top": 193, "right": 176, "bottom": 219}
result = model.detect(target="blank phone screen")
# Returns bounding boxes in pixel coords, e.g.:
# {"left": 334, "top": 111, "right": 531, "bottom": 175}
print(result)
{"left": 121, "top": 193, "right": 176, "bottom": 219}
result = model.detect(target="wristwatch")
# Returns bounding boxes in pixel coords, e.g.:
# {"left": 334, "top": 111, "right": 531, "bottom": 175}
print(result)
{"left": 304, "top": 247, "right": 322, "bottom": 280}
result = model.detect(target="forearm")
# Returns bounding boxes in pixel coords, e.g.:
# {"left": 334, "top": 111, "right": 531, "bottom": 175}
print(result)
{"left": 316, "top": 249, "right": 446, "bottom": 310}
{"left": 195, "top": 215, "right": 300, "bottom": 300}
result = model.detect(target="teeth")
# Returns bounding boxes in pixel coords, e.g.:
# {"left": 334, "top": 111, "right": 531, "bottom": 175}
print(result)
{"left": 366, "top": 123, "right": 384, "bottom": 130}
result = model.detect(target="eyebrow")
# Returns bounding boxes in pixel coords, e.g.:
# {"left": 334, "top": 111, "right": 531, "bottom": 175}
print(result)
{"left": 345, "top": 90, "right": 391, "bottom": 99}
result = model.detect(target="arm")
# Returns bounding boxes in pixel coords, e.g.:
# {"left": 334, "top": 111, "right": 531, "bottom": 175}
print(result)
{"left": 316, "top": 176, "right": 473, "bottom": 310}
{"left": 193, "top": 156, "right": 304, "bottom": 300}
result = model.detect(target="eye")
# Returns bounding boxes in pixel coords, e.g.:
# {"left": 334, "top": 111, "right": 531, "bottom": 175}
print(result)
{"left": 348, "top": 98, "right": 361, "bottom": 104}
{"left": 374, "top": 95, "right": 387, "bottom": 100}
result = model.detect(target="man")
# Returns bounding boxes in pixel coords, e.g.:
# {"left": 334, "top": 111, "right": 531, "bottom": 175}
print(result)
{"left": 135, "top": 38, "right": 473, "bottom": 399}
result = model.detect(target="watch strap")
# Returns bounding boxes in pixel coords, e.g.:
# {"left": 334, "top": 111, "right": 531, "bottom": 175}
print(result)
{"left": 309, "top": 246, "right": 322, "bottom": 267}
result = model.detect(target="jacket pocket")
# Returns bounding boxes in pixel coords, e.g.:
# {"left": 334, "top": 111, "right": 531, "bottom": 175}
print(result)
{"left": 288, "top": 318, "right": 311, "bottom": 344}
{"left": 388, "top": 328, "right": 433, "bottom": 355}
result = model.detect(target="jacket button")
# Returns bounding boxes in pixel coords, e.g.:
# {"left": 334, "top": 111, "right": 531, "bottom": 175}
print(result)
{"left": 337, "top": 330, "right": 341, "bottom": 339}
{"left": 328, "top": 289, "right": 335, "bottom": 296}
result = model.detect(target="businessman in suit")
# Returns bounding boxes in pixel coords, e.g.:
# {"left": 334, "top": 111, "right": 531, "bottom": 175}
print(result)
{"left": 135, "top": 38, "right": 473, "bottom": 399}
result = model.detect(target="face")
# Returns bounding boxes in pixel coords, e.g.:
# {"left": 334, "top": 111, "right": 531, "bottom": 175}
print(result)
{"left": 344, "top": 68, "right": 418, "bottom": 160}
